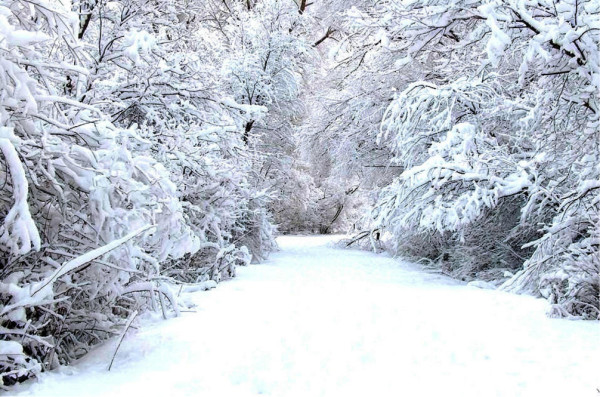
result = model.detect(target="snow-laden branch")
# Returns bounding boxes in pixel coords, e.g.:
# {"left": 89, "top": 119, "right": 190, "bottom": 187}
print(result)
{"left": 0, "top": 127, "right": 41, "bottom": 255}
{"left": 30, "top": 225, "right": 155, "bottom": 298}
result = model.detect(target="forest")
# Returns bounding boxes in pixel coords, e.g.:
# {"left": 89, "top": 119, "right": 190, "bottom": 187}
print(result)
{"left": 0, "top": 0, "right": 598, "bottom": 389}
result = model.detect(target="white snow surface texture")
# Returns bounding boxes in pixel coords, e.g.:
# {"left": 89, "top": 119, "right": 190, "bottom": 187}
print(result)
{"left": 15, "top": 236, "right": 600, "bottom": 397}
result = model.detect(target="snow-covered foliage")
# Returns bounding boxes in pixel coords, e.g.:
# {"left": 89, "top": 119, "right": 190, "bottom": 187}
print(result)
{"left": 283, "top": 0, "right": 599, "bottom": 319}
{"left": 0, "top": 0, "right": 299, "bottom": 388}
{"left": 342, "top": 0, "right": 599, "bottom": 319}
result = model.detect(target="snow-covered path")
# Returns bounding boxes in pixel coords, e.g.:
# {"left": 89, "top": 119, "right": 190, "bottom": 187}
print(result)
{"left": 16, "top": 236, "right": 600, "bottom": 397}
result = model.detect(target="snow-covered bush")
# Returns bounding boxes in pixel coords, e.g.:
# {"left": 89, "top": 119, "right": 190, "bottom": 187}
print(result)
{"left": 367, "top": 0, "right": 599, "bottom": 319}
{"left": 297, "top": 0, "right": 598, "bottom": 318}
{"left": 0, "top": 0, "right": 202, "bottom": 385}
{"left": 0, "top": 0, "right": 279, "bottom": 388}
{"left": 69, "top": 0, "right": 280, "bottom": 272}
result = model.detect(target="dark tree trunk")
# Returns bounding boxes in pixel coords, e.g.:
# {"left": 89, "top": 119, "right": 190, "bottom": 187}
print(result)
{"left": 243, "top": 120, "right": 254, "bottom": 145}
{"left": 299, "top": 0, "right": 307, "bottom": 14}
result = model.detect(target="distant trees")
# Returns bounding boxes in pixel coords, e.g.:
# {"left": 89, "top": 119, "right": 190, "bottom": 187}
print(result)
{"left": 217, "top": 0, "right": 319, "bottom": 233}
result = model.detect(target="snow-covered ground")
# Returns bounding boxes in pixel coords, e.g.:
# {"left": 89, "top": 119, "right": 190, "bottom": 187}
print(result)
{"left": 15, "top": 236, "right": 600, "bottom": 397}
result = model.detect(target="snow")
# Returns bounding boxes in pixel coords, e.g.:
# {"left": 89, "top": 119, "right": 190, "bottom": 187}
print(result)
{"left": 0, "top": 341, "right": 23, "bottom": 356}
{"left": 14, "top": 235, "right": 600, "bottom": 397}
{"left": 123, "top": 30, "right": 156, "bottom": 65}
{"left": 0, "top": 127, "right": 41, "bottom": 255}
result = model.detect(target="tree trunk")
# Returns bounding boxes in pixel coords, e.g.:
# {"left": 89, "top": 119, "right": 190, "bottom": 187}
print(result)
{"left": 299, "top": 0, "right": 307, "bottom": 14}
{"left": 243, "top": 120, "right": 254, "bottom": 145}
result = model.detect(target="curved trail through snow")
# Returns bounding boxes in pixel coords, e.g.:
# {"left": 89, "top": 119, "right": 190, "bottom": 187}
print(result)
{"left": 17, "top": 235, "right": 600, "bottom": 397}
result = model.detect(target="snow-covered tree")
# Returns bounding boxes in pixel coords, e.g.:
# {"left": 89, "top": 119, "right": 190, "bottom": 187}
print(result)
{"left": 217, "top": 0, "right": 322, "bottom": 233}
{"left": 0, "top": 0, "right": 203, "bottom": 385}
{"left": 0, "top": 0, "right": 280, "bottom": 387}
{"left": 365, "top": 0, "right": 599, "bottom": 319}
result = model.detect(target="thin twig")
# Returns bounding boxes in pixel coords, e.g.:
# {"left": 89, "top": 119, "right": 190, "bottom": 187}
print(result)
{"left": 107, "top": 310, "right": 138, "bottom": 371}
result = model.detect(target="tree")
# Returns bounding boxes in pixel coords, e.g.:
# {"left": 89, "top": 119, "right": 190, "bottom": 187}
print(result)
{"left": 365, "top": 0, "right": 599, "bottom": 319}
{"left": 0, "top": 0, "right": 280, "bottom": 387}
